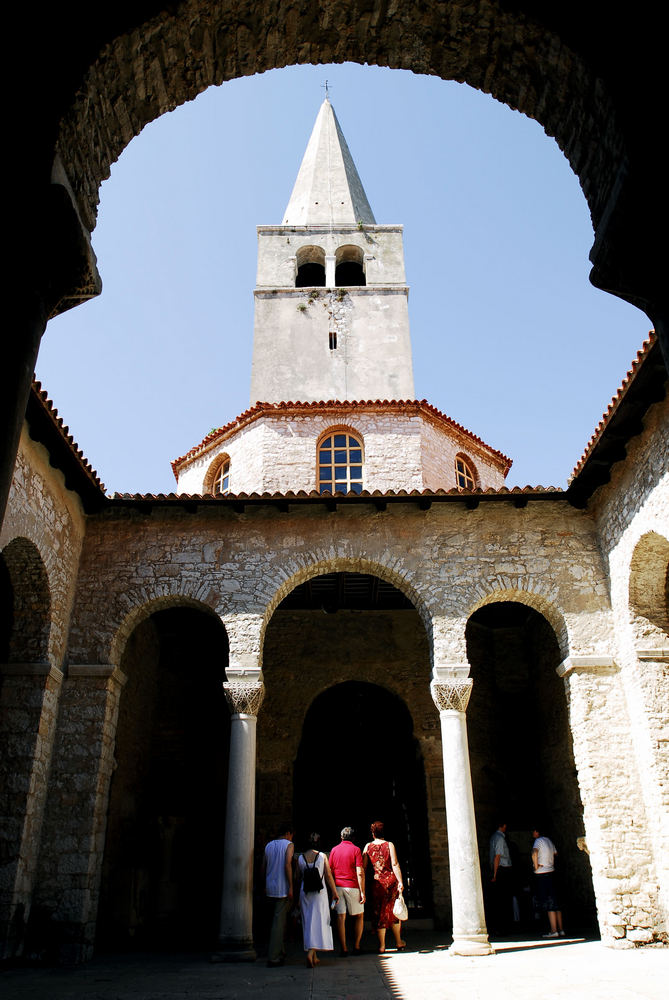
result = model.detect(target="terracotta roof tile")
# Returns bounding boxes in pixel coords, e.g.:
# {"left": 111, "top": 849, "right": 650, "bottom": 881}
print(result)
{"left": 571, "top": 332, "right": 657, "bottom": 480}
{"left": 171, "top": 399, "right": 513, "bottom": 480}
{"left": 111, "top": 485, "right": 561, "bottom": 503}
{"left": 30, "top": 381, "right": 105, "bottom": 492}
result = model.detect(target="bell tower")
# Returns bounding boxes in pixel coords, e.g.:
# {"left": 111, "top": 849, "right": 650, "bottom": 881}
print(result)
{"left": 249, "top": 98, "right": 415, "bottom": 404}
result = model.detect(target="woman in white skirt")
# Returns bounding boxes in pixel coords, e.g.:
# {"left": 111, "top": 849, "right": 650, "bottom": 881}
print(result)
{"left": 298, "top": 832, "right": 339, "bottom": 967}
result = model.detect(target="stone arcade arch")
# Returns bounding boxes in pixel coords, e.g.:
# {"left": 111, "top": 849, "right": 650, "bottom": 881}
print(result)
{"left": 0, "top": 536, "right": 51, "bottom": 665}
{"left": 628, "top": 531, "right": 669, "bottom": 645}
{"left": 97, "top": 604, "right": 230, "bottom": 950}
{"left": 293, "top": 681, "right": 433, "bottom": 917}
{"left": 257, "top": 570, "right": 439, "bottom": 920}
{"left": 465, "top": 600, "right": 597, "bottom": 933}
{"left": 0, "top": 537, "right": 54, "bottom": 959}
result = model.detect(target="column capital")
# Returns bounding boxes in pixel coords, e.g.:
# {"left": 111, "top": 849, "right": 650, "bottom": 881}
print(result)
{"left": 431, "top": 678, "right": 473, "bottom": 713}
{"left": 223, "top": 681, "right": 265, "bottom": 717}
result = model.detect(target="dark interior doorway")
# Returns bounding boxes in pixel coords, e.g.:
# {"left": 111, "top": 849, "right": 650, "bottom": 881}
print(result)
{"left": 97, "top": 606, "right": 230, "bottom": 951}
{"left": 294, "top": 680, "right": 432, "bottom": 916}
{"left": 466, "top": 601, "right": 597, "bottom": 934}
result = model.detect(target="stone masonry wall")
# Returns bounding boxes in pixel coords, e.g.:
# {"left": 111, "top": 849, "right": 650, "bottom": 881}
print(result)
{"left": 591, "top": 393, "right": 669, "bottom": 940}
{"left": 176, "top": 410, "right": 506, "bottom": 496}
{"left": 419, "top": 418, "right": 506, "bottom": 492}
{"left": 1, "top": 428, "right": 87, "bottom": 668}
{"left": 29, "top": 666, "right": 126, "bottom": 963}
{"left": 0, "top": 427, "right": 87, "bottom": 958}
{"left": 54, "top": 493, "right": 664, "bottom": 943}
{"left": 562, "top": 663, "right": 663, "bottom": 946}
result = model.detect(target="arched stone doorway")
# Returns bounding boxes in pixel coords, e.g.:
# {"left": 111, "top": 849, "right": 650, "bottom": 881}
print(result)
{"left": 0, "top": 537, "right": 51, "bottom": 664}
{"left": 258, "top": 570, "right": 440, "bottom": 922}
{"left": 294, "top": 681, "right": 432, "bottom": 915}
{"left": 97, "top": 606, "right": 230, "bottom": 950}
{"left": 466, "top": 601, "right": 597, "bottom": 933}
{"left": 0, "top": 537, "right": 53, "bottom": 959}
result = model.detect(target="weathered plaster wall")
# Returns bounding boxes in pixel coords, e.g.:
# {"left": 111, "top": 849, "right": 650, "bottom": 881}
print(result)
{"left": 255, "top": 226, "right": 406, "bottom": 287}
{"left": 250, "top": 287, "right": 414, "bottom": 404}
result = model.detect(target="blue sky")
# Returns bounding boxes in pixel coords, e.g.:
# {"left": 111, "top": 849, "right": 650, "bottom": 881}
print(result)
{"left": 38, "top": 63, "right": 648, "bottom": 494}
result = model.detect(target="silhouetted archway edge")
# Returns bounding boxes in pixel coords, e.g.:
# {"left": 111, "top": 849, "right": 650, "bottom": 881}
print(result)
{"left": 466, "top": 587, "right": 570, "bottom": 661}
{"left": 55, "top": 1, "right": 642, "bottom": 315}
{"left": 108, "top": 593, "right": 225, "bottom": 668}
{"left": 258, "top": 556, "right": 432, "bottom": 666}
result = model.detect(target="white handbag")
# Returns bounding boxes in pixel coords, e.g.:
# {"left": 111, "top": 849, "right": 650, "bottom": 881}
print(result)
{"left": 393, "top": 891, "right": 408, "bottom": 921}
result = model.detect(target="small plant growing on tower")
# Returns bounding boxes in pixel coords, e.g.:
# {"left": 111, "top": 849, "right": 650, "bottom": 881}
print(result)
{"left": 297, "top": 302, "right": 307, "bottom": 313}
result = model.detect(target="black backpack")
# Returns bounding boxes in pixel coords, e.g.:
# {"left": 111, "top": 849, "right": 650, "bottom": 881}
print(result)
{"left": 302, "top": 852, "right": 324, "bottom": 893}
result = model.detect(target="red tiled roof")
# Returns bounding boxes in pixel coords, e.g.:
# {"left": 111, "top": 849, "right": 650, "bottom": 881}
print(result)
{"left": 112, "top": 485, "right": 561, "bottom": 502}
{"left": 571, "top": 332, "right": 657, "bottom": 480}
{"left": 171, "top": 399, "right": 513, "bottom": 480}
{"left": 29, "top": 381, "right": 105, "bottom": 492}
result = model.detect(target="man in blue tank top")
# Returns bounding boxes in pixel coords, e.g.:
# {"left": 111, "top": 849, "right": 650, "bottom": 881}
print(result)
{"left": 262, "top": 822, "right": 295, "bottom": 966}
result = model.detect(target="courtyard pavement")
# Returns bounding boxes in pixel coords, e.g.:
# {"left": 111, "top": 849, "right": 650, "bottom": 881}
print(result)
{"left": 2, "top": 933, "right": 668, "bottom": 1000}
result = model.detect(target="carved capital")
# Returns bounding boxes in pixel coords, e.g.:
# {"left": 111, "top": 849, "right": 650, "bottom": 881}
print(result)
{"left": 431, "top": 678, "right": 473, "bottom": 713}
{"left": 223, "top": 681, "right": 265, "bottom": 717}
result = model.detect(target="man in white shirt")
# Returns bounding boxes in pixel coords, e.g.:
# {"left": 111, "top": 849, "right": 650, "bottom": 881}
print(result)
{"left": 532, "top": 827, "right": 564, "bottom": 938}
{"left": 262, "top": 823, "right": 295, "bottom": 966}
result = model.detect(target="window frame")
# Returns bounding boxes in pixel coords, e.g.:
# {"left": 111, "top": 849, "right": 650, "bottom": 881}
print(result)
{"left": 454, "top": 453, "right": 478, "bottom": 491}
{"left": 205, "top": 454, "right": 231, "bottom": 496}
{"left": 317, "top": 428, "right": 364, "bottom": 495}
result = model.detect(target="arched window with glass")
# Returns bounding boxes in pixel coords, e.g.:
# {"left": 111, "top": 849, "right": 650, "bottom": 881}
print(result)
{"left": 454, "top": 453, "right": 477, "bottom": 490}
{"left": 209, "top": 455, "right": 231, "bottom": 495}
{"left": 318, "top": 431, "right": 364, "bottom": 494}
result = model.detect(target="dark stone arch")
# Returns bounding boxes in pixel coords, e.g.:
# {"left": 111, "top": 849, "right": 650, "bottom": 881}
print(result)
{"left": 36, "top": 0, "right": 663, "bottom": 327}
{"left": 294, "top": 680, "right": 433, "bottom": 918}
{"left": 4, "top": 2, "right": 667, "bottom": 529}
{"left": 257, "top": 570, "right": 438, "bottom": 927}
{"left": 97, "top": 605, "right": 230, "bottom": 950}
{"left": 0, "top": 537, "right": 51, "bottom": 664}
{"left": 465, "top": 601, "right": 597, "bottom": 933}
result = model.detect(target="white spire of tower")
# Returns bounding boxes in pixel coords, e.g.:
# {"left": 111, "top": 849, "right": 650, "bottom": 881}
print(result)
{"left": 282, "top": 98, "right": 376, "bottom": 226}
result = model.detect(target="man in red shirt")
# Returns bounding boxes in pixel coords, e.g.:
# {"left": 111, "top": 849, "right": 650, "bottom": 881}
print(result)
{"left": 329, "top": 826, "right": 366, "bottom": 955}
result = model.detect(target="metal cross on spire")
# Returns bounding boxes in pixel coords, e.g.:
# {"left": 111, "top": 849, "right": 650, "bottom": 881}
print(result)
{"left": 322, "top": 79, "right": 331, "bottom": 99}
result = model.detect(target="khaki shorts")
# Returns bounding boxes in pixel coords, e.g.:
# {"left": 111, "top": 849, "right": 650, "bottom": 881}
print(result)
{"left": 335, "top": 886, "right": 364, "bottom": 916}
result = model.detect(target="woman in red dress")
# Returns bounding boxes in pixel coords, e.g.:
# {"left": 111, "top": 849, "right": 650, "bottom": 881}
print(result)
{"left": 363, "top": 820, "right": 407, "bottom": 953}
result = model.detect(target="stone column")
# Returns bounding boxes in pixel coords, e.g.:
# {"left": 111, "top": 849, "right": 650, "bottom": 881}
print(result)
{"left": 325, "top": 254, "right": 336, "bottom": 287}
{"left": 214, "top": 680, "right": 265, "bottom": 961}
{"left": 0, "top": 662, "right": 63, "bottom": 959}
{"left": 431, "top": 677, "right": 492, "bottom": 956}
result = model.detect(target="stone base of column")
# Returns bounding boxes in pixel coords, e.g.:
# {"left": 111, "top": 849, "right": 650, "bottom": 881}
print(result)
{"left": 211, "top": 942, "right": 257, "bottom": 963}
{"left": 449, "top": 933, "right": 494, "bottom": 956}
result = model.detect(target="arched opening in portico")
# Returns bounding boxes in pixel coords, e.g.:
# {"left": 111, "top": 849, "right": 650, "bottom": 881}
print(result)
{"left": 628, "top": 531, "right": 669, "bottom": 645}
{"left": 465, "top": 600, "right": 597, "bottom": 934}
{"left": 294, "top": 681, "right": 432, "bottom": 916}
{"left": 96, "top": 605, "right": 230, "bottom": 951}
{"left": 257, "top": 570, "right": 440, "bottom": 924}
{"left": 0, "top": 537, "right": 51, "bottom": 665}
